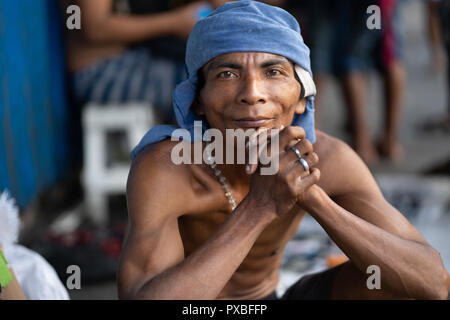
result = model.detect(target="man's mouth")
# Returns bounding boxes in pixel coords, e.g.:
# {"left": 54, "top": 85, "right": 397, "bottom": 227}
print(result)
{"left": 233, "top": 117, "right": 274, "bottom": 128}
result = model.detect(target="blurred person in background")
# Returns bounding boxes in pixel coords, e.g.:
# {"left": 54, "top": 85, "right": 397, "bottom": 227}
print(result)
{"left": 422, "top": 0, "right": 450, "bottom": 132}
{"left": 63, "top": 0, "right": 212, "bottom": 124}
{"left": 63, "top": 0, "right": 285, "bottom": 122}
{"left": 305, "top": 0, "right": 405, "bottom": 165}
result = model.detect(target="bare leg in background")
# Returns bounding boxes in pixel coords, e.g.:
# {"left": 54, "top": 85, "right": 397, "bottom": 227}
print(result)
{"left": 379, "top": 59, "right": 405, "bottom": 161}
{"left": 340, "top": 72, "right": 378, "bottom": 166}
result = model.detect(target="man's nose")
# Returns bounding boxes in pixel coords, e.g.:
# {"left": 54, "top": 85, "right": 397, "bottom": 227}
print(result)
{"left": 237, "top": 74, "right": 267, "bottom": 105}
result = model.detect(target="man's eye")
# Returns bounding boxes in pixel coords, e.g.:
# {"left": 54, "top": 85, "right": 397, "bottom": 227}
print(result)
{"left": 267, "top": 69, "right": 281, "bottom": 76}
{"left": 218, "top": 71, "right": 236, "bottom": 78}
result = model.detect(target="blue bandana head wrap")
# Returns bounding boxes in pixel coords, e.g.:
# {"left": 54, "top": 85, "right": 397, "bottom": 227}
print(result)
{"left": 131, "top": 0, "right": 315, "bottom": 159}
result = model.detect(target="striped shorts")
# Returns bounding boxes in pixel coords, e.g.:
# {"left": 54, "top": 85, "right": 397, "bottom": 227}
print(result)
{"left": 70, "top": 46, "right": 187, "bottom": 122}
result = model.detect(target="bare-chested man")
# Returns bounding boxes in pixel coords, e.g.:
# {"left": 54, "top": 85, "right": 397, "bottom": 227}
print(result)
{"left": 117, "top": 1, "right": 450, "bottom": 300}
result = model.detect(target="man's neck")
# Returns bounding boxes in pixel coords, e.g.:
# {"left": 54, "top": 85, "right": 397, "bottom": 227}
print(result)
{"left": 220, "top": 163, "right": 252, "bottom": 189}
{"left": 203, "top": 140, "right": 253, "bottom": 190}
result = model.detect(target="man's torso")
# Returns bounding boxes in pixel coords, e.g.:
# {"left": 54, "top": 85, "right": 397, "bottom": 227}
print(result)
{"left": 135, "top": 130, "right": 347, "bottom": 299}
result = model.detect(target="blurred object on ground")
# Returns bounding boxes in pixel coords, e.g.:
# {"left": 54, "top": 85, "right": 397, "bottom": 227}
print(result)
{"left": 418, "top": 116, "right": 450, "bottom": 133}
{"left": 81, "top": 103, "right": 156, "bottom": 226}
{"left": 424, "top": 158, "right": 450, "bottom": 175}
{"left": 0, "top": 190, "right": 69, "bottom": 300}
{"left": 326, "top": 254, "right": 349, "bottom": 268}
{"left": 3, "top": 244, "right": 69, "bottom": 300}
{"left": 0, "top": 245, "right": 27, "bottom": 300}
{"left": 30, "top": 222, "right": 126, "bottom": 285}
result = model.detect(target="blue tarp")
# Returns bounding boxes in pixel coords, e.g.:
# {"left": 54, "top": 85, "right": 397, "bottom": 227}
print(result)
{"left": 0, "top": 0, "right": 70, "bottom": 208}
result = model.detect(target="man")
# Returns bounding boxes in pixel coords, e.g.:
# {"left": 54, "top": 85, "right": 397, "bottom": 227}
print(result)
{"left": 118, "top": 1, "right": 450, "bottom": 300}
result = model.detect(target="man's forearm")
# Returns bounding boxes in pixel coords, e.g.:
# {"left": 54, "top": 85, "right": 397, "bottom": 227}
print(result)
{"left": 304, "top": 186, "right": 450, "bottom": 299}
{"left": 134, "top": 197, "right": 274, "bottom": 300}
{"left": 82, "top": 12, "right": 178, "bottom": 44}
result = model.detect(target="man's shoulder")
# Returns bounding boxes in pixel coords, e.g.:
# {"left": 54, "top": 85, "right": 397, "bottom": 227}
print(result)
{"left": 132, "top": 139, "right": 184, "bottom": 170}
{"left": 127, "top": 139, "right": 228, "bottom": 218}
{"left": 314, "top": 130, "right": 376, "bottom": 197}
{"left": 128, "top": 139, "right": 194, "bottom": 196}
{"left": 127, "top": 139, "right": 202, "bottom": 221}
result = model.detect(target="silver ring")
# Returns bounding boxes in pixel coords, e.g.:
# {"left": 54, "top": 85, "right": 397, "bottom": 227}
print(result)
{"left": 299, "top": 158, "right": 310, "bottom": 172}
{"left": 290, "top": 147, "right": 310, "bottom": 172}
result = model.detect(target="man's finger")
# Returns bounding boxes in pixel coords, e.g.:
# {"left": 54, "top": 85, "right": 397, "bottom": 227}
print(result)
{"left": 294, "top": 167, "right": 320, "bottom": 192}
{"left": 246, "top": 128, "right": 268, "bottom": 173}
{"left": 245, "top": 127, "right": 268, "bottom": 149}
{"left": 302, "top": 152, "right": 319, "bottom": 168}
{"left": 283, "top": 139, "right": 315, "bottom": 168}
{"left": 246, "top": 126, "right": 283, "bottom": 174}
{"left": 278, "top": 126, "right": 306, "bottom": 151}
{"left": 282, "top": 150, "right": 318, "bottom": 174}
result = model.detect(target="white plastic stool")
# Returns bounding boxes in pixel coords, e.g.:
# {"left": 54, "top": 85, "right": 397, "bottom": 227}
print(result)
{"left": 82, "top": 103, "right": 156, "bottom": 225}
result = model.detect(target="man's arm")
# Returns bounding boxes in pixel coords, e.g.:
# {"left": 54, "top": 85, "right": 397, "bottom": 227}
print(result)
{"left": 76, "top": 0, "right": 206, "bottom": 44}
{"left": 305, "top": 138, "right": 450, "bottom": 299}
{"left": 118, "top": 127, "right": 320, "bottom": 300}
{"left": 118, "top": 143, "right": 275, "bottom": 300}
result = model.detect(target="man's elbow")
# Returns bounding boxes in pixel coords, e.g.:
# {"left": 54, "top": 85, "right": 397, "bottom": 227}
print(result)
{"left": 410, "top": 274, "right": 449, "bottom": 300}
{"left": 117, "top": 281, "right": 138, "bottom": 300}
{"left": 427, "top": 275, "right": 450, "bottom": 300}
{"left": 117, "top": 273, "right": 151, "bottom": 300}
{"left": 437, "top": 269, "right": 450, "bottom": 300}
{"left": 434, "top": 249, "right": 450, "bottom": 300}
{"left": 425, "top": 251, "right": 450, "bottom": 300}
{"left": 408, "top": 247, "right": 450, "bottom": 300}
{"left": 118, "top": 278, "right": 162, "bottom": 300}
{"left": 118, "top": 284, "right": 150, "bottom": 300}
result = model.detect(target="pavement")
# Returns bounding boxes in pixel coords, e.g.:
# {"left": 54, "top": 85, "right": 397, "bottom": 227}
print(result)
{"left": 58, "top": 0, "right": 450, "bottom": 300}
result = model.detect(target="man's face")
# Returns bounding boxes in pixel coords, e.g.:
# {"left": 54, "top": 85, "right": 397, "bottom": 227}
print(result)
{"left": 196, "top": 52, "right": 307, "bottom": 133}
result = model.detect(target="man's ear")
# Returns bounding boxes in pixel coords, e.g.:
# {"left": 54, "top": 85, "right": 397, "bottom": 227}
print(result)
{"left": 294, "top": 97, "right": 307, "bottom": 114}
